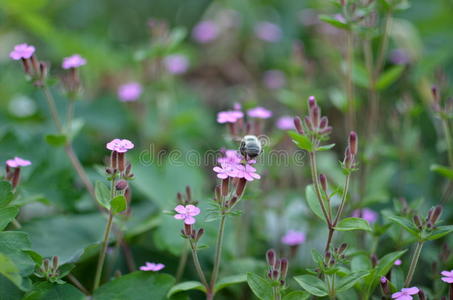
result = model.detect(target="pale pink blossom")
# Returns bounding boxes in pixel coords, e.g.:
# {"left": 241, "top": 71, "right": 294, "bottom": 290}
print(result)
{"left": 106, "top": 139, "right": 134, "bottom": 153}
{"left": 117, "top": 82, "right": 142, "bottom": 102}
{"left": 276, "top": 116, "right": 295, "bottom": 130}
{"left": 254, "top": 22, "right": 282, "bottom": 43}
{"left": 217, "top": 111, "right": 244, "bottom": 123}
{"left": 235, "top": 164, "right": 260, "bottom": 181}
{"left": 164, "top": 54, "right": 189, "bottom": 74}
{"left": 352, "top": 208, "right": 378, "bottom": 224}
{"left": 394, "top": 259, "right": 402, "bottom": 266}
{"left": 174, "top": 204, "right": 200, "bottom": 225}
{"left": 213, "top": 162, "right": 240, "bottom": 179}
{"left": 218, "top": 150, "right": 242, "bottom": 165}
{"left": 380, "top": 276, "right": 388, "bottom": 284}
{"left": 6, "top": 157, "right": 32, "bottom": 168}
{"left": 192, "top": 20, "right": 219, "bottom": 43}
{"left": 281, "top": 230, "right": 305, "bottom": 246}
{"left": 441, "top": 270, "right": 453, "bottom": 283}
{"left": 62, "top": 54, "right": 86, "bottom": 69}
{"left": 247, "top": 107, "right": 272, "bottom": 119}
{"left": 9, "top": 43, "right": 35, "bottom": 60}
{"left": 391, "top": 287, "right": 419, "bottom": 300}
{"left": 140, "top": 262, "right": 165, "bottom": 271}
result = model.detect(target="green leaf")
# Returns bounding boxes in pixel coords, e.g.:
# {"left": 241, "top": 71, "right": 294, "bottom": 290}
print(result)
{"left": 317, "top": 144, "right": 335, "bottom": 151}
{"left": 282, "top": 291, "right": 310, "bottom": 300}
{"left": 0, "top": 253, "right": 23, "bottom": 291}
{"left": 167, "top": 281, "right": 206, "bottom": 298}
{"left": 95, "top": 181, "right": 111, "bottom": 210}
{"left": 387, "top": 216, "right": 419, "bottom": 237}
{"left": 0, "top": 274, "right": 24, "bottom": 300}
{"left": 22, "top": 282, "right": 85, "bottom": 300}
{"left": 246, "top": 273, "right": 273, "bottom": 300}
{"left": 215, "top": 274, "right": 247, "bottom": 292}
{"left": 111, "top": 195, "right": 127, "bottom": 215}
{"left": 288, "top": 132, "right": 313, "bottom": 152}
{"left": 44, "top": 134, "right": 67, "bottom": 147}
{"left": 93, "top": 272, "right": 175, "bottom": 300}
{"left": 0, "top": 181, "right": 14, "bottom": 208}
{"left": 0, "top": 206, "right": 19, "bottom": 231}
{"left": 319, "top": 14, "right": 350, "bottom": 30}
{"left": 376, "top": 65, "right": 405, "bottom": 90}
{"left": 294, "top": 275, "right": 328, "bottom": 297}
{"left": 305, "top": 185, "right": 326, "bottom": 222}
{"left": 336, "top": 271, "right": 369, "bottom": 293}
{"left": 424, "top": 225, "right": 453, "bottom": 241}
{"left": 430, "top": 164, "right": 453, "bottom": 180}
{"left": 334, "top": 217, "right": 372, "bottom": 232}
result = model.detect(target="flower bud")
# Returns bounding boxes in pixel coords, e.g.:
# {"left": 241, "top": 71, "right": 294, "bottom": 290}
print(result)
{"left": 266, "top": 249, "right": 276, "bottom": 267}
{"left": 43, "top": 258, "right": 50, "bottom": 272}
{"left": 235, "top": 178, "right": 247, "bottom": 197}
{"left": 380, "top": 276, "right": 389, "bottom": 295}
{"left": 196, "top": 228, "right": 204, "bottom": 241}
{"left": 176, "top": 192, "right": 183, "bottom": 203}
{"left": 310, "top": 106, "right": 320, "bottom": 128}
{"left": 319, "top": 126, "right": 332, "bottom": 135}
{"left": 294, "top": 116, "right": 305, "bottom": 135}
{"left": 222, "top": 178, "right": 229, "bottom": 197}
{"left": 117, "top": 152, "right": 125, "bottom": 172}
{"left": 319, "top": 116, "right": 328, "bottom": 129}
{"left": 115, "top": 180, "right": 128, "bottom": 191}
{"left": 274, "top": 258, "right": 281, "bottom": 270}
{"left": 319, "top": 174, "right": 327, "bottom": 193}
{"left": 338, "top": 243, "right": 348, "bottom": 254}
{"left": 272, "top": 270, "right": 279, "bottom": 280}
{"left": 413, "top": 215, "right": 422, "bottom": 229}
{"left": 125, "top": 163, "right": 132, "bottom": 176}
{"left": 110, "top": 151, "right": 118, "bottom": 169}
{"left": 185, "top": 185, "right": 192, "bottom": 202}
{"left": 280, "top": 258, "right": 288, "bottom": 280}
{"left": 304, "top": 117, "right": 313, "bottom": 131}
{"left": 325, "top": 251, "right": 331, "bottom": 262}
{"left": 348, "top": 131, "right": 358, "bottom": 156}
{"left": 21, "top": 58, "right": 31, "bottom": 76}
{"left": 371, "top": 254, "right": 378, "bottom": 267}
{"left": 418, "top": 289, "right": 426, "bottom": 300}
{"left": 229, "top": 196, "right": 238, "bottom": 208}
{"left": 52, "top": 256, "right": 59, "bottom": 269}
{"left": 11, "top": 167, "right": 21, "bottom": 189}
{"left": 430, "top": 205, "right": 442, "bottom": 224}
{"left": 184, "top": 223, "right": 192, "bottom": 236}
{"left": 308, "top": 96, "right": 316, "bottom": 109}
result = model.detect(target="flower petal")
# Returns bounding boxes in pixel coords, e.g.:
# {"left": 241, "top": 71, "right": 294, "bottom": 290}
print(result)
{"left": 184, "top": 216, "right": 196, "bottom": 225}
{"left": 174, "top": 205, "right": 186, "bottom": 214}
{"left": 174, "top": 214, "right": 185, "bottom": 220}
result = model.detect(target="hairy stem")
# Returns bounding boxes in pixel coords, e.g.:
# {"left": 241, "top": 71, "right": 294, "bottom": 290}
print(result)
{"left": 93, "top": 212, "right": 114, "bottom": 290}
{"left": 209, "top": 214, "right": 227, "bottom": 297}
{"left": 333, "top": 175, "right": 351, "bottom": 226}
{"left": 42, "top": 85, "right": 63, "bottom": 132}
{"left": 189, "top": 240, "right": 209, "bottom": 289}
{"left": 308, "top": 152, "right": 331, "bottom": 225}
{"left": 404, "top": 242, "right": 424, "bottom": 287}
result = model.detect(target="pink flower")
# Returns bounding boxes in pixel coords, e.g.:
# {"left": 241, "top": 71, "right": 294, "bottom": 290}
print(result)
{"left": 441, "top": 270, "right": 453, "bottom": 283}
{"left": 233, "top": 102, "right": 242, "bottom": 111}
{"left": 6, "top": 157, "right": 32, "bottom": 168}
{"left": 394, "top": 259, "right": 402, "bottom": 266}
{"left": 213, "top": 162, "right": 240, "bottom": 179}
{"left": 247, "top": 107, "right": 272, "bottom": 119}
{"left": 164, "top": 54, "right": 189, "bottom": 74}
{"left": 392, "top": 287, "right": 419, "bottom": 300}
{"left": 192, "top": 20, "right": 219, "bottom": 43}
{"left": 217, "top": 111, "right": 244, "bottom": 123}
{"left": 140, "top": 262, "right": 165, "bottom": 271}
{"left": 281, "top": 230, "right": 305, "bottom": 246}
{"left": 235, "top": 164, "right": 261, "bottom": 181}
{"left": 9, "top": 43, "right": 35, "bottom": 60}
{"left": 106, "top": 139, "right": 134, "bottom": 153}
{"left": 352, "top": 208, "right": 378, "bottom": 224}
{"left": 118, "top": 82, "right": 142, "bottom": 102}
{"left": 62, "top": 54, "right": 86, "bottom": 69}
{"left": 380, "top": 276, "right": 388, "bottom": 284}
{"left": 254, "top": 22, "right": 282, "bottom": 43}
{"left": 276, "top": 116, "right": 295, "bottom": 130}
{"left": 263, "top": 70, "right": 286, "bottom": 89}
{"left": 174, "top": 204, "right": 201, "bottom": 225}
{"left": 218, "top": 150, "right": 242, "bottom": 165}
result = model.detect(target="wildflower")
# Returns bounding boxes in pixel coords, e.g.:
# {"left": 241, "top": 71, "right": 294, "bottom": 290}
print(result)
{"left": 213, "top": 162, "right": 239, "bottom": 179}
{"left": 351, "top": 208, "right": 378, "bottom": 224}
{"left": 192, "top": 20, "right": 219, "bottom": 43}
{"left": 276, "top": 116, "right": 295, "bottom": 130}
{"left": 391, "top": 287, "right": 419, "bottom": 300}
{"left": 247, "top": 107, "right": 272, "bottom": 119}
{"left": 281, "top": 230, "right": 305, "bottom": 246}
{"left": 394, "top": 259, "right": 402, "bottom": 266}
{"left": 263, "top": 70, "right": 286, "bottom": 89}
{"left": 380, "top": 276, "right": 387, "bottom": 284}
{"left": 235, "top": 164, "right": 260, "bottom": 181}
{"left": 139, "top": 262, "right": 165, "bottom": 271}
{"left": 174, "top": 204, "right": 201, "bottom": 225}
{"left": 9, "top": 43, "right": 35, "bottom": 60}
{"left": 163, "top": 54, "right": 189, "bottom": 74}
{"left": 233, "top": 102, "right": 242, "bottom": 111}
{"left": 106, "top": 139, "right": 134, "bottom": 153}
{"left": 218, "top": 150, "right": 242, "bottom": 165}
{"left": 441, "top": 270, "right": 453, "bottom": 283}
{"left": 6, "top": 157, "right": 32, "bottom": 168}
{"left": 217, "top": 111, "right": 244, "bottom": 124}
{"left": 117, "top": 82, "right": 142, "bottom": 102}
{"left": 254, "top": 22, "right": 282, "bottom": 43}
{"left": 62, "top": 54, "right": 86, "bottom": 69}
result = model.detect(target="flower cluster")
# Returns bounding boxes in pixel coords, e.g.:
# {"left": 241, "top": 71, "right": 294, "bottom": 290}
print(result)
{"left": 213, "top": 154, "right": 260, "bottom": 182}
{"left": 391, "top": 287, "right": 419, "bottom": 300}
{"left": 62, "top": 54, "right": 86, "bottom": 69}
{"left": 4, "top": 156, "right": 32, "bottom": 189}
{"left": 265, "top": 249, "right": 289, "bottom": 287}
{"left": 105, "top": 138, "right": 135, "bottom": 196}
{"left": 293, "top": 96, "right": 332, "bottom": 141}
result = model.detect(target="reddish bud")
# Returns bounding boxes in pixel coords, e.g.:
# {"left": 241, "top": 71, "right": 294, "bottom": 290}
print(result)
{"left": 280, "top": 258, "right": 288, "bottom": 280}
{"left": 304, "top": 117, "right": 313, "bottom": 131}
{"left": 185, "top": 185, "right": 192, "bottom": 202}
{"left": 413, "top": 215, "right": 422, "bottom": 229}
{"left": 184, "top": 223, "right": 192, "bottom": 236}
{"left": 418, "top": 289, "right": 426, "bottom": 300}
{"left": 272, "top": 270, "right": 279, "bottom": 280}
{"left": 221, "top": 178, "right": 229, "bottom": 197}
{"left": 110, "top": 151, "right": 118, "bottom": 169}
{"left": 310, "top": 106, "right": 320, "bottom": 128}
{"left": 319, "top": 174, "right": 327, "bottom": 192}
{"left": 11, "top": 168, "right": 21, "bottom": 189}
{"left": 319, "top": 116, "right": 328, "bottom": 129}
{"left": 308, "top": 96, "right": 316, "bottom": 109}
{"left": 176, "top": 192, "right": 183, "bottom": 203}
{"left": 115, "top": 180, "right": 128, "bottom": 191}
{"left": 196, "top": 228, "right": 204, "bottom": 241}
{"left": 348, "top": 131, "right": 358, "bottom": 156}
{"left": 215, "top": 186, "right": 221, "bottom": 202}
{"left": 235, "top": 178, "right": 247, "bottom": 197}
{"left": 117, "top": 152, "right": 125, "bottom": 172}
{"left": 294, "top": 116, "right": 305, "bottom": 135}
{"left": 319, "top": 126, "right": 332, "bottom": 135}
{"left": 371, "top": 254, "right": 378, "bottom": 267}
{"left": 430, "top": 205, "right": 442, "bottom": 224}
{"left": 266, "top": 249, "right": 276, "bottom": 267}
{"left": 338, "top": 243, "right": 348, "bottom": 254}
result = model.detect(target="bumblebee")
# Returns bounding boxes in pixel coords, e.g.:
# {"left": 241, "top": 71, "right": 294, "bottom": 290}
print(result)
{"left": 240, "top": 135, "right": 262, "bottom": 159}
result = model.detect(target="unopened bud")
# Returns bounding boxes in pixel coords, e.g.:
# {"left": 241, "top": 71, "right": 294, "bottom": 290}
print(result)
{"left": 431, "top": 85, "right": 438, "bottom": 101}
{"left": 215, "top": 186, "right": 221, "bottom": 202}
{"left": 196, "top": 228, "right": 204, "bottom": 241}
{"left": 177, "top": 192, "right": 183, "bottom": 203}
{"left": 21, "top": 58, "right": 31, "bottom": 75}
{"left": 184, "top": 223, "right": 192, "bottom": 236}
{"left": 319, "top": 116, "right": 328, "bottom": 129}
{"left": 125, "top": 163, "right": 132, "bottom": 176}
{"left": 325, "top": 251, "right": 331, "bottom": 262}
{"left": 348, "top": 131, "right": 358, "bottom": 156}
{"left": 52, "top": 256, "right": 59, "bottom": 269}
{"left": 380, "top": 276, "right": 389, "bottom": 295}
{"left": 413, "top": 215, "right": 422, "bottom": 229}
{"left": 266, "top": 249, "right": 276, "bottom": 267}
{"left": 371, "top": 254, "right": 378, "bottom": 267}
{"left": 280, "top": 258, "right": 288, "bottom": 280}
{"left": 418, "top": 289, "right": 426, "bottom": 300}
{"left": 338, "top": 243, "right": 348, "bottom": 254}
{"left": 11, "top": 168, "right": 21, "bottom": 189}
{"left": 430, "top": 205, "right": 442, "bottom": 224}
{"left": 310, "top": 106, "right": 320, "bottom": 128}
{"left": 294, "top": 116, "right": 305, "bottom": 135}
{"left": 115, "top": 180, "right": 128, "bottom": 191}
{"left": 117, "top": 152, "right": 125, "bottom": 172}
{"left": 235, "top": 178, "right": 247, "bottom": 197}
{"left": 43, "top": 259, "right": 50, "bottom": 271}
{"left": 319, "top": 174, "right": 327, "bottom": 192}
{"left": 272, "top": 269, "right": 279, "bottom": 280}
{"left": 229, "top": 196, "right": 238, "bottom": 208}
{"left": 319, "top": 126, "right": 332, "bottom": 135}
{"left": 185, "top": 186, "right": 192, "bottom": 202}
{"left": 304, "top": 117, "right": 313, "bottom": 131}
{"left": 39, "top": 62, "right": 47, "bottom": 80}
{"left": 308, "top": 96, "right": 316, "bottom": 109}
{"left": 221, "top": 178, "right": 229, "bottom": 197}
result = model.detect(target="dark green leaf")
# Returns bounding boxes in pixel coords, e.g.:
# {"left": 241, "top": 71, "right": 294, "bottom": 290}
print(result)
{"left": 305, "top": 185, "right": 326, "bottom": 222}
{"left": 282, "top": 291, "right": 310, "bottom": 300}
{"left": 0, "top": 207, "right": 19, "bottom": 231}
{"left": 0, "top": 181, "right": 14, "bottom": 208}
{"left": 319, "top": 14, "right": 350, "bottom": 30}
{"left": 294, "top": 275, "right": 328, "bottom": 297}
{"left": 430, "top": 164, "right": 453, "bottom": 180}
{"left": 387, "top": 216, "right": 419, "bottom": 237}
{"left": 246, "top": 273, "right": 273, "bottom": 300}
{"left": 424, "top": 225, "right": 453, "bottom": 241}
{"left": 215, "top": 274, "right": 247, "bottom": 292}
{"left": 95, "top": 181, "right": 111, "bottom": 210}
{"left": 44, "top": 134, "right": 67, "bottom": 147}
{"left": 336, "top": 271, "right": 369, "bottom": 293}
{"left": 334, "top": 217, "right": 372, "bottom": 232}
{"left": 376, "top": 65, "right": 405, "bottom": 90}
{"left": 111, "top": 195, "right": 127, "bottom": 215}
{"left": 0, "top": 253, "right": 23, "bottom": 290}
{"left": 167, "top": 281, "right": 206, "bottom": 298}
{"left": 22, "top": 282, "right": 85, "bottom": 300}
{"left": 288, "top": 132, "right": 313, "bottom": 152}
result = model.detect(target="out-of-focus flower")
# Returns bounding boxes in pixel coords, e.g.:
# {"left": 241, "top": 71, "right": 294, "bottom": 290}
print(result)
{"left": 235, "top": 164, "right": 260, "bottom": 181}
{"left": 263, "top": 70, "right": 286, "bottom": 89}
{"left": 9, "top": 43, "right": 35, "bottom": 60}
{"left": 139, "top": 262, "right": 165, "bottom": 271}
{"left": 394, "top": 259, "right": 402, "bottom": 266}
{"left": 163, "top": 54, "right": 189, "bottom": 74}
{"left": 441, "top": 270, "right": 453, "bottom": 283}
{"left": 106, "top": 139, "right": 134, "bottom": 153}
{"left": 392, "top": 287, "right": 419, "bottom": 300}
{"left": 380, "top": 276, "right": 388, "bottom": 284}
{"left": 247, "top": 107, "right": 272, "bottom": 119}
{"left": 218, "top": 150, "right": 242, "bottom": 165}
{"left": 390, "top": 49, "right": 411, "bottom": 65}
{"left": 192, "top": 20, "right": 219, "bottom": 43}
{"left": 6, "top": 157, "right": 32, "bottom": 168}
{"left": 281, "top": 230, "right": 305, "bottom": 246}
{"left": 118, "top": 82, "right": 142, "bottom": 102}
{"left": 217, "top": 111, "right": 244, "bottom": 123}
{"left": 254, "top": 22, "right": 282, "bottom": 43}
{"left": 233, "top": 102, "right": 242, "bottom": 111}
{"left": 213, "top": 162, "right": 239, "bottom": 179}
{"left": 276, "top": 116, "right": 295, "bottom": 130}
{"left": 174, "top": 204, "right": 201, "bottom": 225}
{"left": 62, "top": 54, "right": 86, "bottom": 69}
{"left": 352, "top": 208, "right": 378, "bottom": 224}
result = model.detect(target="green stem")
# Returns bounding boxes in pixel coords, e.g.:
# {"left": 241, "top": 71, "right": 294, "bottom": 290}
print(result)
{"left": 176, "top": 241, "right": 189, "bottom": 282}
{"left": 209, "top": 214, "right": 227, "bottom": 296}
{"left": 42, "top": 85, "right": 63, "bottom": 132}
{"left": 189, "top": 240, "right": 209, "bottom": 289}
{"left": 68, "top": 274, "right": 90, "bottom": 296}
{"left": 308, "top": 152, "right": 331, "bottom": 225}
{"left": 333, "top": 175, "right": 351, "bottom": 226}
{"left": 404, "top": 242, "right": 424, "bottom": 287}
{"left": 66, "top": 100, "right": 74, "bottom": 132}
{"left": 93, "top": 212, "right": 114, "bottom": 290}
{"left": 441, "top": 119, "right": 453, "bottom": 167}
